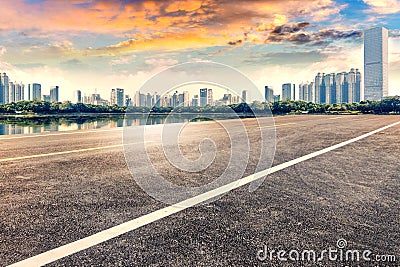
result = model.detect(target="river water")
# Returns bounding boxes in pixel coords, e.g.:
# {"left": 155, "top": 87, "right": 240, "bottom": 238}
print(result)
{"left": 0, "top": 113, "right": 249, "bottom": 136}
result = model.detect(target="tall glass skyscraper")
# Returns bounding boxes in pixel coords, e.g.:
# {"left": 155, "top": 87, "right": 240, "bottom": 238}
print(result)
{"left": 364, "top": 26, "right": 388, "bottom": 101}
{"left": 281, "top": 83, "right": 292, "bottom": 100}
{"left": 50, "top": 86, "right": 59, "bottom": 102}
{"left": 0, "top": 73, "right": 9, "bottom": 104}
{"left": 199, "top": 88, "right": 208, "bottom": 107}
{"left": 32, "top": 83, "right": 42, "bottom": 100}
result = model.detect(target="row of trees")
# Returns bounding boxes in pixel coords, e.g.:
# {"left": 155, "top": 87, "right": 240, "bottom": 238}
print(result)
{"left": 269, "top": 96, "right": 400, "bottom": 114}
{"left": 0, "top": 97, "right": 399, "bottom": 115}
{"left": 0, "top": 101, "right": 126, "bottom": 114}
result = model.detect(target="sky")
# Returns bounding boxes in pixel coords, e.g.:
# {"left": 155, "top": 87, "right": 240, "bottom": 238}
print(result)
{"left": 0, "top": 0, "right": 399, "bottom": 101}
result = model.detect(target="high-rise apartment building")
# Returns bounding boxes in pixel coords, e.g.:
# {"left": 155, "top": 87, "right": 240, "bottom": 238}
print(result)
{"left": 335, "top": 73, "right": 345, "bottom": 103}
{"left": 264, "top": 86, "right": 274, "bottom": 102}
{"left": 324, "top": 73, "right": 335, "bottom": 104}
{"left": 125, "top": 95, "right": 132, "bottom": 107}
{"left": 241, "top": 90, "right": 248, "bottom": 103}
{"left": 50, "top": 86, "right": 59, "bottom": 102}
{"left": 282, "top": 83, "right": 292, "bottom": 100}
{"left": 110, "top": 88, "right": 124, "bottom": 106}
{"left": 0, "top": 73, "right": 9, "bottom": 104}
{"left": 192, "top": 95, "right": 199, "bottom": 107}
{"left": 7, "top": 82, "right": 24, "bottom": 103}
{"left": 314, "top": 73, "right": 325, "bottom": 104}
{"left": 31, "top": 83, "right": 41, "bottom": 101}
{"left": 152, "top": 93, "right": 161, "bottom": 107}
{"left": 299, "top": 83, "right": 307, "bottom": 102}
{"left": 73, "top": 90, "right": 82, "bottom": 103}
{"left": 200, "top": 88, "right": 208, "bottom": 107}
{"left": 364, "top": 26, "right": 388, "bottom": 101}
{"left": 298, "top": 82, "right": 314, "bottom": 102}
{"left": 199, "top": 88, "right": 213, "bottom": 106}
{"left": 183, "top": 91, "right": 190, "bottom": 107}
{"left": 207, "top": 88, "right": 213, "bottom": 106}
{"left": 27, "top": 84, "right": 31, "bottom": 101}
{"left": 312, "top": 69, "right": 361, "bottom": 104}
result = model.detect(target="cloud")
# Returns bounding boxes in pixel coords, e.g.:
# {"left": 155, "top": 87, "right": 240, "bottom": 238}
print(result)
{"left": 227, "top": 40, "right": 242, "bottom": 46}
{"left": 271, "top": 22, "right": 311, "bottom": 35}
{"left": 145, "top": 58, "right": 178, "bottom": 67}
{"left": 265, "top": 24, "right": 362, "bottom": 45}
{"left": 110, "top": 55, "right": 137, "bottom": 65}
{"left": 0, "top": 0, "right": 349, "bottom": 52}
{"left": 243, "top": 51, "right": 325, "bottom": 66}
{"left": 92, "top": 32, "right": 221, "bottom": 54}
{"left": 60, "top": 58, "right": 83, "bottom": 66}
{"left": 0, "top": 46, "right": 6, "bottom": 57}
{"left": 363, "top": 0, "right": 400, "bottom": 14}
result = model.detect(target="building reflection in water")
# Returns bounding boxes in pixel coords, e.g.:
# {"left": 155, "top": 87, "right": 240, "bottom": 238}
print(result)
{"left": 0, "top": 114, "right": 225, "bottom": 136}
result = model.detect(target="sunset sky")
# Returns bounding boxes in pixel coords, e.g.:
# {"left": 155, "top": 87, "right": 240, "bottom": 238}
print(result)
{"left": 0, "top": 0, "right": 399, "bottom": 101}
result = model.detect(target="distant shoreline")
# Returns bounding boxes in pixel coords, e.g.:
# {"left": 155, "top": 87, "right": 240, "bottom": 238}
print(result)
{"left": 1, "top": 111, "right": 399, "bottom": 120}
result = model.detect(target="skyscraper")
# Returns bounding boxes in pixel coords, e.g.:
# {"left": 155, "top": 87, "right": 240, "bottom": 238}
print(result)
{"left": 183, "top": 91, "right": 190, "bottom": 107}
{"left": 111, "top": 88, "right": 117, "bottom": 105}
{"left": 264, "top": 86, "right": 273, "bottom": 102}
{"left": 8, "top": 82, "right": 15, "bottom": 103}
{"left": 299, "top": 82, "right": 314, "bottom": 102}
{"left": 32, "top": 83, "right": 41, "bottom": 101}
{"left": 312, "top": 69, "right": 360, "bottom": 104}
{"left": 192, "top": 95, "right": 199, "bottom": 107}
{"left": 307, "top": 82, "right": 314, "bottom": 103}
{"left": 292, "top": 84, "right": 296, "bottom": 101}
{"left": 335, "top": 72, "right": 345, "bottom": 103}
{"left": 314, "top": 73, "right": 325, "bottom": 104}
{"left": 241, "top": 90, "right": 248, "bottom": 103}
{"left": 355, "top": 69, "right": 362, "bottom": 103}
{"left": 27, "top": 84, "right": 31, "bottom": 101}
{"left": 14, "top": 83, "right": 24, "bottom": 102}
{"left": 200, "top": 88, "right": 208, "bottom": 107}
{"left": 282, "top": 83, "right": 292, "bottom": 100}
{"left": 299, "top": 83, "right": 307, "bottom": 101}
{"left": 207, "top": 88, "right": 213, "bottom": 106}
{"left": 125, "top": 95, "right": 132, "bottom": 107}
{"left": 324, "top": 73, "right": 335, "bottom": 104}
{"left": 50, "top": 86, "right": 59, "bottom": 102}
{"left": 172, "top": 91, "right": 179, "bottom": 107}
{"left": 73, "top": 90, "right": 82, "bottom": 103}
{"left": 364, "top": 26, "right": 388, "bottom": 101}
{"left": 0, "top": 73, "right": 9, "bottom": 104}
{"left": 110, "top": 88, "right": 124, "bottom": 106}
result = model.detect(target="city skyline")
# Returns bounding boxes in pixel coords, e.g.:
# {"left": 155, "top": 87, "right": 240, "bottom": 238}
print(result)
{"left": 0, "top": 72, "right": 248, "bottom": 107}
{"left": 0, "top": 1, "right": 398, "bottom": 101}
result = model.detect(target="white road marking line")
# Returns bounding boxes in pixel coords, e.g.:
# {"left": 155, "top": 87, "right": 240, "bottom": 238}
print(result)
{"left": 0, "top": 142, "right": 153, "bottom": 162}
{"left": 0, "top": 144, "right": 122, "bottom": 162}
{"left": 7, "top": 121, "right": 400, "bottom": 267}
{"left": 259, "top": 122, "right": 297, "bottom": 129}
{"left": 0, "top": 128, "right": 123, "bottom": 140}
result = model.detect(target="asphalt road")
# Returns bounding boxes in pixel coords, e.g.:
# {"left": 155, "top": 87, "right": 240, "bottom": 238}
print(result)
{"left": 0, "top": 114, "right": 399, "bottom": 266}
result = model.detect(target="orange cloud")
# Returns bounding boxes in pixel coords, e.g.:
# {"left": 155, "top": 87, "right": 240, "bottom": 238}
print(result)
{"left": 95, "top": 32, "right": 222, "bottom": 54}
{"left": 0, "top": 0, "right": 348, "bottom": 53}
